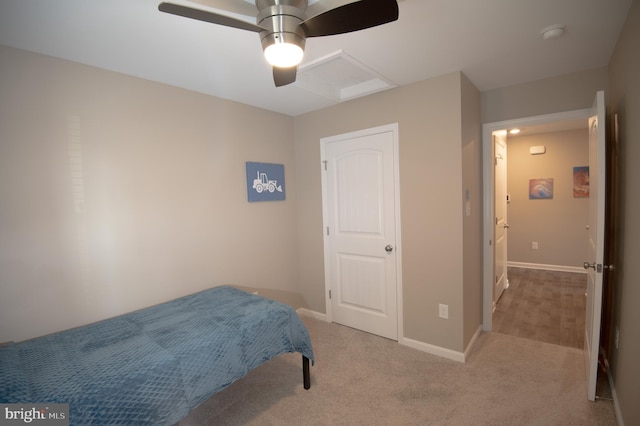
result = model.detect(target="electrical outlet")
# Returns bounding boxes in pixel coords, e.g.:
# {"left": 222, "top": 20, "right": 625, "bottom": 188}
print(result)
{"left": 439, "top": 304, "right": 449, "bottom": 319}
{"left": 531, "top": 242, "right": 539, "bottom": 250}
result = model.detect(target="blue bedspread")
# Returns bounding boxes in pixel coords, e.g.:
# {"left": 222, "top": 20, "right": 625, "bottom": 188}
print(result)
{"left": 0, "top": 286, "right": 314, "bottom": 425}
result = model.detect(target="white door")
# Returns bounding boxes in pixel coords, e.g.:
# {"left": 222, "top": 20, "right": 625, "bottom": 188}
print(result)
{"left": 584, "top": 90, "right": 606, "bottom": 401}
{"left": 321, "top": 124, "right": 400, "bottom": 340}
{"left": 493, "top": 132, "right": 508, "bottom": 308}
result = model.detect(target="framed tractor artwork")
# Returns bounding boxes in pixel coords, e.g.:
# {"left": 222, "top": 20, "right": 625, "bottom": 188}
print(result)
{"left": 246, "top": 161, "right": 286, "bottom": 202}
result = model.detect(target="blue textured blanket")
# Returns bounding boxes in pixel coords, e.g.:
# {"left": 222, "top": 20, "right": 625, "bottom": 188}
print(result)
{"left": 0, "top": 286, "right": 314, "bottom": 425}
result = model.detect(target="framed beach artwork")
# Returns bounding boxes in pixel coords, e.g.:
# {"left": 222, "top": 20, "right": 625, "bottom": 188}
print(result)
{"left": 529, "top": 178, "right": 554, "bottom": 199}
{"left": 573, "top": 166, "right": 589, "bottom": 198}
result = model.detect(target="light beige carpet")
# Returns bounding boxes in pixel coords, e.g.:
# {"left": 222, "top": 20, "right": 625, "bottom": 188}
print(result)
{"left": 178, "top": 317, "right": 617, "bottom": 425}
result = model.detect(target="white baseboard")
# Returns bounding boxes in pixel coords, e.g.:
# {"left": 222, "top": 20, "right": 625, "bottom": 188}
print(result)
{"left": 400, "top": 336, "right": 466, "bottom": 363}
{"left": 296, "top": 308, "right": 328, "bottom": 322}
{"left": 463, "top": 325, "right": 483, "bottom": 361}
{"left": 298, "top": 311, "right": 479, "bottom": 365}
{"left": 507, "top": 261, "right": 586, "bottom": 274}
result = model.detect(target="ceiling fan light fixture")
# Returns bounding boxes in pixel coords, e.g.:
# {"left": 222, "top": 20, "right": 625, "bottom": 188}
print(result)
{"left": 258, "top": 3, "right": 307, "bottom": 68}
{"left": 264, "top": 39, "right": 304, "bottom": 67}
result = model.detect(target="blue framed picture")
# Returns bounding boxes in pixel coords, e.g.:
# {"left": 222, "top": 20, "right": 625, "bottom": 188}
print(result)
{"left": 529, "top": 178, "right": 554, "bottom": 199}
{"left": 246, "top": 162, "right": 286, "bottom": 202}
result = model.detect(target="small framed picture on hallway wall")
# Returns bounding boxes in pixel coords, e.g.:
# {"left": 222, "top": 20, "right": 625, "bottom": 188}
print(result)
{"left": 529, "top": 178, "right": 554, "bottom": 199}
{"left": 573, "top": 166, "right": 589, "bottom": 198}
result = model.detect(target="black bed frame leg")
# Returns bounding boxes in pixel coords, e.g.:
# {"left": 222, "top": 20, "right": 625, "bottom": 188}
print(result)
{"left": 302, "top": 355, "right": 310, "bottom": 390}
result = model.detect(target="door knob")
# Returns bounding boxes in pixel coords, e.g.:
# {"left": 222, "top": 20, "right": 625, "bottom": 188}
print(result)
{"left": 504, "top": 224, "right": 510, "bottom": 229}
{"left": 385, "top": 245, "right": 394, "bottom": 252}
{"left": 583, "top": 262, "right": 602, "bottom": 272}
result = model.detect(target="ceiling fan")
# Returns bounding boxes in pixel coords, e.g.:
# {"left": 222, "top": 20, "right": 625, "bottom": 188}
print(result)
{"left": 158, "top": 0, "right": 399, "bottom": 87}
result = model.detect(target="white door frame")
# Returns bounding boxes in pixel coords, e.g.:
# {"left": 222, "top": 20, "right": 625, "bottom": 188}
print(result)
{"left": 320, "top": 123, "right": 404, "bottom": 339}
{"left": 493, "top": 132, "right": 508, "bottom": 308}
{"left": 482, "top": 109, "right": 591, "bottom": 331}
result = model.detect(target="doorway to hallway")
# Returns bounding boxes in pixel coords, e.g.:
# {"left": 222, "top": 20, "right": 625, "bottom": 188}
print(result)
{"left": 483, "top": 92, "right": 609, "bottom": 402}
{"left": 493, "top": 267, "right": 586, "bottom": 349}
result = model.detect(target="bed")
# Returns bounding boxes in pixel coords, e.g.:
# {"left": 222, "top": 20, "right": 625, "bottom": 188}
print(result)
{"left": 0, "top": 286, "right": 314, "bottom": 425}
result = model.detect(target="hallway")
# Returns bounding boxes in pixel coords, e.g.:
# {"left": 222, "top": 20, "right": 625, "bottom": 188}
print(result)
{"left": 493, "top": 267, "right": 586, "bottom": 349}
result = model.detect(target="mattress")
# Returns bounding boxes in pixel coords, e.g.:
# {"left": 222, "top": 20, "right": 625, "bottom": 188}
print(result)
{"left": 0, "top": 286, "right": 314, "bottom": 425}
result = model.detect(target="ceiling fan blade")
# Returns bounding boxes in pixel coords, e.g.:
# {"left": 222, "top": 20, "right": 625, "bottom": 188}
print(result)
{"left": 306, "top": 0, "right": 358, "bottom": 19}
{"left": 300, "top": 0, "right": 398, "bottom": 38}
{"left": 273, "top": 66, "right": 297, "bottom": 87}
{"left": 158, "top": 2, "right": 265, "bottom": 33}
{"left": 187, "top": 0, "right": 258, "bottom": 18}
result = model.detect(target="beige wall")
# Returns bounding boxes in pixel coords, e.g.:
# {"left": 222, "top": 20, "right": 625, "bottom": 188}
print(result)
{"left": 1, "top": 46, "right": 484, "bottom": 355}
{"left": 607, "top": 0, "right": 640, "bottom": 423}
{"left": 482, "top": 67, "right": 609, "bottom": 124}
{"left": 506, "top": 129, "right": 589, "bottom": 268}
{"left": 0, "top": 45, "right": 299, "bottom": 342}
{"left": 461, "top": 74, "right": 483, "bottom": 347}
{"left": 295, "top": 72, "right": 481, "bottom": 353}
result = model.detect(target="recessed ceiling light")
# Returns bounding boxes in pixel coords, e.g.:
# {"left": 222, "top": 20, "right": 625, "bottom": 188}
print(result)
{"left": 540, "top": 24, "right": 566, "bottom": 40}
{"left": 509, "top": 128, "right": 521, "bottom": 135}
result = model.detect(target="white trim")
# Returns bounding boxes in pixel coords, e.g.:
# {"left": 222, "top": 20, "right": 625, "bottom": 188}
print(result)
{"left": 320, "top": 141, "right": 333, "bottom": 323}
{"left": 463, "top": 325, "right": 483, "bottom": 361}
{"left": 296, "top": 308, "right": 328, "bottom": 322}
{"left": 507, "top": 261, "right": 587, "bottom": 274}
{"left": 320, "top": 123, "right": 404, "bottom": 341}
{"left": 482, "top": 109, "right": 592, "bottom": 332}
{"left": 400, "top": 337, "right": 466, "bottom": 363}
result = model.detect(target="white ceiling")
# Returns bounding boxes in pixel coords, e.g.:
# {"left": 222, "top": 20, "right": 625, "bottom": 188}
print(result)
{"left": 0, "top": 0, "right": 632, "bottom": 117}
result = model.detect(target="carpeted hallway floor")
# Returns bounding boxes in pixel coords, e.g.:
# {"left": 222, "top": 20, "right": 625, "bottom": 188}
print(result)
{"left": 179, "top": 314, "right": 617, "bottom": 425}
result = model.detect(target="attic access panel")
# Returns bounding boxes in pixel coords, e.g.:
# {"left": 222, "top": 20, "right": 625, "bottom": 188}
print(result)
{"left": 296, "top": 50, "right": 396, "bottom": 102}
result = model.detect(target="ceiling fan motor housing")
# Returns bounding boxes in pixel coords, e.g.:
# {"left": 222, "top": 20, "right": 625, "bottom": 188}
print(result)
{"left": 256, "top": 0, "right": 308, "bottom": 58}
